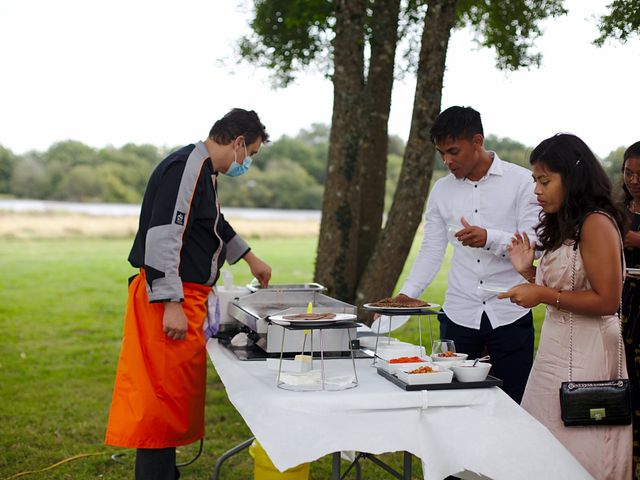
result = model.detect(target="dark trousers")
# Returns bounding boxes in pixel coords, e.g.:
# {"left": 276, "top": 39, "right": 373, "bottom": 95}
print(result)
{"left": 438, "top": 310, "right": 534, "bottom": 404}
{"left": 135, "top": 448, "right": 180, "bottom": 480}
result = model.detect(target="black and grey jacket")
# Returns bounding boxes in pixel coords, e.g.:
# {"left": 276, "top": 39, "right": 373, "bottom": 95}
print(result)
{"left": 128, "top": 141, "right": 250, "bottom": 303}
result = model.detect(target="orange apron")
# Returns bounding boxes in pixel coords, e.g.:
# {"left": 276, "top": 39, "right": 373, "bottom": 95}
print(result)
{"left": 105, "top": 269, "right": 211, "bottom": 448}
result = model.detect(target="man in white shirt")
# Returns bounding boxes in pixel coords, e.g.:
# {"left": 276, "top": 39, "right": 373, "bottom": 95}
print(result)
{"left": 400, "top": 106, "right": 540, "bottom": 403}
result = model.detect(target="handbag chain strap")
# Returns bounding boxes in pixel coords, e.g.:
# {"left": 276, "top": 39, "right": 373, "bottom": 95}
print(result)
{"left": 567, "top": 246, "right": 624, "bottom": 383}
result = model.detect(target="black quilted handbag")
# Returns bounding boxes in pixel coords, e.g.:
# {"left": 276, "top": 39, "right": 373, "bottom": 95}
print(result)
{"left": 558, "top": 248, "right": 632, "bottom": 427}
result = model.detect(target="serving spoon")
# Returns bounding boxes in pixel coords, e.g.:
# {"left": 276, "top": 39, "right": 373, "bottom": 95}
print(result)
{"left": 472, "top": 355, "right": 491, "bottom": 367}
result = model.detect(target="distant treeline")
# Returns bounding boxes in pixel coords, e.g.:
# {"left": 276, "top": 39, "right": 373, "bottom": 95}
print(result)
{"left": 0, "top": 125, "right": 627, "bottom": 209}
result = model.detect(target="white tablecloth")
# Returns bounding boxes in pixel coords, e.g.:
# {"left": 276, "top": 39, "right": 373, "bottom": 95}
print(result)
{"left": 207, "top": 340, "right": 593, "bottom": 480}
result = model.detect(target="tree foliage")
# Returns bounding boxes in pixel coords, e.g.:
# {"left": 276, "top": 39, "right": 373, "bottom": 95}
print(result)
{"left": 238, "top": 0, "right": 568, "bottom": 305}
{"left": 456, "top": 0, "right": 567, "bottom": 69}
{"left": 595, "top": 0, "right": 640, "bottom": 45}
{"left": 0, "top": 125, "right": 330, "bottom": 209}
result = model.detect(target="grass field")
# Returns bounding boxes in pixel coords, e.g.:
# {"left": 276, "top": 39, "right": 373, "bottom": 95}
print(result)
{"left": 0, "top": 235, "right": 544, "bottom": 479}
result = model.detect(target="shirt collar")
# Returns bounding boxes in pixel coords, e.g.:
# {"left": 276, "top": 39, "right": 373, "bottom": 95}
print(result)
{"left": 459, "top": 150, "right": 504, "bottom": 184}
{"left": 486, "top": 151, "right": 504, "bottom": 177}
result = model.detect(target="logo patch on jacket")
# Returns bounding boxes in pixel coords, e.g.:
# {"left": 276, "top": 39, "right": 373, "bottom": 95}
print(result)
{"left": 175, "top": 211, "right": 186, "bottom": 225}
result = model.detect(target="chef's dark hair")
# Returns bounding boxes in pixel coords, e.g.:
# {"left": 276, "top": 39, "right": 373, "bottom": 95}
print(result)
{"left": 429, "top": 106, "right": 484, "bottom": 144}
{"left": 209, "top": 108, "right": 270, "bottom": 145}
{"left": 530, "top": 133, "right": 626, "bottom": 250}
{"left": 621, "top": 141, "right": 640, "bottom": 208}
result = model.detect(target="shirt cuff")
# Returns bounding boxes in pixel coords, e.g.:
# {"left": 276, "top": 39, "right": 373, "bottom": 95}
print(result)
{"left": 225, "top": 235, "right": 250, "bottom": 264}
{"left": 484, "top": 228, "right": 510, "bottom": 257}
{"left": 146, "top": 275, "right": 184, "bottom": 303}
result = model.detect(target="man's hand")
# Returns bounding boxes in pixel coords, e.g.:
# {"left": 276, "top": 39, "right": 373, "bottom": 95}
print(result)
{"left": 163, "top": 302, "right": 188, "bottom": 340}
{"left": 244, "top": 251, "right": 272, "bottom": 287}
{"left": 455, "top": 217, "right": 487, "bottom": 248}
{"left": 624, "top": 230, "right": 640, "bottom": 249}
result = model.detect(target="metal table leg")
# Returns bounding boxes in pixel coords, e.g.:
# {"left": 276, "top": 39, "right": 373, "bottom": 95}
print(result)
{"left": 336, "top": 451, "right": 413, "bottom": 480}
{"left": 403, "top": 451, "right": 413, "bottom": 480}
{"left": 332, "top": 451, "right": 341, "bottom": 480}
{"left": 210, "top": 436, "right": 255, "bottom": 480}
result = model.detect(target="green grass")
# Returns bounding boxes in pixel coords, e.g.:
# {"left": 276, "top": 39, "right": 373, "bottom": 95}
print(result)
{"left": 0, "top": 237, "right": 543, "bottom": 479}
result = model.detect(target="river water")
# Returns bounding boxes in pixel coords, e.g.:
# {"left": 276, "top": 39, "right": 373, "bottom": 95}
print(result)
{"left": 0, "top": 199, "right": 321, "bottom": 220}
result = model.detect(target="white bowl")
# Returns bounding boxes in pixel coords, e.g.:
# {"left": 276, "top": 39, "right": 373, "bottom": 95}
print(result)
{"left": 396, "top": 363, "right": 453, "bottom": 385}
{"left": 429, "top": 358, "right": 465, "bottom": 368}
{"left": 451, "top": 361, "right": 492, "bottom": 382}
{"left": 431, "top": 352, "right": 468, "bottom": 362}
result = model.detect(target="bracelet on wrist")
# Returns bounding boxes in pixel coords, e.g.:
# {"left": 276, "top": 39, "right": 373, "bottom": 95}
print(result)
{"left": 555, "top": 290, "right": 562, "bottom": 310}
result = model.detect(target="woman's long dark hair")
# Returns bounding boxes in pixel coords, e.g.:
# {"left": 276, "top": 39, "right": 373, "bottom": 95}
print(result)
{"left": 531, "top": 133, "right": 627, "bottom": 250}
{"left": 621, "top": 141, "right": 640, "bottom": 208}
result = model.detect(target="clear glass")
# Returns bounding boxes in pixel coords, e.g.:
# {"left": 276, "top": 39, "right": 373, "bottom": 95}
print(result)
{"left": 431, "top": 339, "right": 456, "bottom": 357}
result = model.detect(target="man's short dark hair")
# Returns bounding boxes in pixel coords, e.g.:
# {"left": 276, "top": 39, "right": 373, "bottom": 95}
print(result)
{"left": 209, "top": 108, "right": 270, "bottom": 145}
{"left": 429, "top": 106, "right": 484, "bottom": 144}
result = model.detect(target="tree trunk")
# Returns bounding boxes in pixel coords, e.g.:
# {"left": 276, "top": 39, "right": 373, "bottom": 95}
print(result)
{"left": 356, "top": 0, "right": 458, "bottom": 317}
{"left": 314, "top": 0, "right": 366, "bottom": 301}
{"left": 355, "top": 0, "right": 401, "bottom": 281}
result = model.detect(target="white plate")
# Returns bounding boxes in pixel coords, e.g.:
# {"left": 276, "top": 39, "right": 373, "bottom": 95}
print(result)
{"left": 370, "top": 315, "right": 410, "bottom": 334}
{"left": 477, "top": 284, "right": 509, "bottom": 294}
{"left": 375, "top": 344, "right": 427, "bottom": 361}
{"left": 362, "top": 303, "right": 439, "bottom": 311}
{"left": 269, "top": 313, "right": 356, "bottom": 325}
{"left": 626, "top": 268, "right": 640, "bottom": 276}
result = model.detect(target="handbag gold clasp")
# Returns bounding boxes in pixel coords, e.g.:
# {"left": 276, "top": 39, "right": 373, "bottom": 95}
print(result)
{"left": 590, "top": 408, "right": 606, "bottom": 420}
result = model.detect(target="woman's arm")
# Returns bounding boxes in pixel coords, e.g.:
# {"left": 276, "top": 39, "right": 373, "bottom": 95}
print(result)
{"left": 556, "top": 213, "right": 622, "bottom": 316}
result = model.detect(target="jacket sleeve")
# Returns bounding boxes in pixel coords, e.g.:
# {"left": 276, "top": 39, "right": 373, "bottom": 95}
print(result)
{"left": 142, "top": 161, "right": 189, "bottom": 303}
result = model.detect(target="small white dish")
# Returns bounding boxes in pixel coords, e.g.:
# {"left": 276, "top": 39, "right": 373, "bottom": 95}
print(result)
{"left": 447, "top": 224, "right": 462, "bottom": 234}
{"left": 626, "top": 268, "right": 640, "bottom": 276}
{"left": 451, "top": 361, "right": 492, "bottom": 382}
{"left": 378, "top": 356, "right": 430, "bottom": 375}
{"left": 477, "top": 284, "right": 509, "bottom": 294}
{"left": 396, "top": 363, "right": 453, "bottom": 385}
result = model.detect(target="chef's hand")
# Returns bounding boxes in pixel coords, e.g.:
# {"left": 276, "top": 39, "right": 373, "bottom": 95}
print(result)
{"left": 497, "top": 283, "right": 545, "bottom": 309}
{"left": 163, "top": 301, "right": 188, "bottom": 340}
{"left": 244, "top": 251, "right": 272, "bottom": 287}
{"left": 455, "top": 217, "right": 487, "bottom": 248}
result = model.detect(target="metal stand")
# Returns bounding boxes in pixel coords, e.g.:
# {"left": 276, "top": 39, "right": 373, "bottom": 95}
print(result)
{"left": 369, "top": 310, "right": 439, "bottom": 366}
{"left": 332, "top": 451, "right": 413, "bottom": 480}
{"left": 276, "top": 321, "right": 359, "bottom": 391}
{"left": 210, "top": 436, "right": 254, "bottom": 480}
{"left": 211, "top": 439, "right": 412, "bottom": 480}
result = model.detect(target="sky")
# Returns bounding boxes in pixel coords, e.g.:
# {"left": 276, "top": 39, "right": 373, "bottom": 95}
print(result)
{"left": 0, "top": 0, "right": 638, "bottom": 158}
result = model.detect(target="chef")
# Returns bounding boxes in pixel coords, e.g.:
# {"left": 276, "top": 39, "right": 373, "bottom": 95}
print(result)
{"left": 105, "top": 108, "right": 272, "bottom": 479}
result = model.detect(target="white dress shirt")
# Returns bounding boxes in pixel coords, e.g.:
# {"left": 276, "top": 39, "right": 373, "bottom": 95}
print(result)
{"left": 400, "top": 152, "right": 540, "bottom": 330}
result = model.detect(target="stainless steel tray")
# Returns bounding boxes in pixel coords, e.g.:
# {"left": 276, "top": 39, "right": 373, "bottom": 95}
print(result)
{"left": 246, "top": 282, "right": 326, "bottom": 293}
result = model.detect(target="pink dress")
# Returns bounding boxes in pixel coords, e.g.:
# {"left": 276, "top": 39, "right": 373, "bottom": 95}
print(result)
{"left": 522, "top": 241, "right": 632, "bottom": 479}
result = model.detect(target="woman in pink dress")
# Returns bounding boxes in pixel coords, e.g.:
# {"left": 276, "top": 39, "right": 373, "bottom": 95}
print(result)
{"left": 499, "top": 133, "right": 632, "bottom": 479}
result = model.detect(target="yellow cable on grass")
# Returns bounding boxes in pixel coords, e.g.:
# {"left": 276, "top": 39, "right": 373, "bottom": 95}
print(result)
{"left": 4, "top": 452, "right": 109, "bottom": 480}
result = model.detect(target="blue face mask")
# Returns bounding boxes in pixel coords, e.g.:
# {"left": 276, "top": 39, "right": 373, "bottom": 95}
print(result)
{"left": 225, "top": 141, "right": 252, "bottom": 177}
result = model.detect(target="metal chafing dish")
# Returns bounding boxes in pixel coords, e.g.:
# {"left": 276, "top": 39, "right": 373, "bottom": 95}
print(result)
{"left": 228, "top": 283, "right": 357, "bottom": 354}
